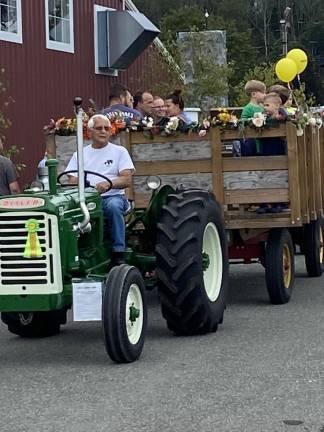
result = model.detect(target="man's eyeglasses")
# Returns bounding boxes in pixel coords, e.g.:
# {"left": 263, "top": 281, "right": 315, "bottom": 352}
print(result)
{"left": 152, "top": 106, "right": 165, "bottom": 109}
{"left": 93, "top": 125, "right": 110, "bottom": 131}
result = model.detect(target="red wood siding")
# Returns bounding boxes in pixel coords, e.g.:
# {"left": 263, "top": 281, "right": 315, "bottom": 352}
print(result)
{"left": 0, "top": 0, "right": 166, "bottom": 185}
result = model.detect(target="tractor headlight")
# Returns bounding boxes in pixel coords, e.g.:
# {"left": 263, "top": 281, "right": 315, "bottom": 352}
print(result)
{"left": 146, "top": 176, "right": 161, "bottom": 190}
{"left": 30, "top": 180, "right": 44, "bottom": 192}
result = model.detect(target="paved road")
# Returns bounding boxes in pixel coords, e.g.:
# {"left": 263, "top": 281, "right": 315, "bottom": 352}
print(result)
{"left": 1, "top": 255, "right": 324, "bottom": 432}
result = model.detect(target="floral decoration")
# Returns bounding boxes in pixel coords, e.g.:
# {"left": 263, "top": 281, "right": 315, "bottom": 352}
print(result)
{"left": 210, "top": 109, "right": 239, "bottom": 128}
{"left": 251, "top": 112, "right": 266, "bottom": 128}
{"left": 45, "top": 104, "right": 324, "bottom": 141}
{"left": 44, "top": 113, "right": 89, "bottom": 140}
{"left": 165, "top": 116, "right": 179, "bottom": 133}
{"left": 109, "top": 116, "right": 126, "bottom": 136}
{"left": 115, "top": 115, "right": 197, "bottom": 137}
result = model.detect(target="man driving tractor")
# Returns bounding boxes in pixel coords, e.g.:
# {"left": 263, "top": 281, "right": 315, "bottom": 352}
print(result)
{"left": 65, "top": 114, "right": 135, "bottom": 266}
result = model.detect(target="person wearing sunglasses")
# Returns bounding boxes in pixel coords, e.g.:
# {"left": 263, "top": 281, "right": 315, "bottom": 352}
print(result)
{"left": 65, "top": 114, "right": 135, "bottom": 265}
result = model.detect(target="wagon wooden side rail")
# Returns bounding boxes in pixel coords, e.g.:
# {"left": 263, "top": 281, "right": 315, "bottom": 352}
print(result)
{"left": 120, "top": 122, "right": 323, "bottom": 230}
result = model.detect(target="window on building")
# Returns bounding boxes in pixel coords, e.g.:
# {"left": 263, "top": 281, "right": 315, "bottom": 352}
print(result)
{"left": 0, "top": 0, "right": 22, "bottom": 44}
{"left": 45, "top": 0, "right": 74, "bottom": 53}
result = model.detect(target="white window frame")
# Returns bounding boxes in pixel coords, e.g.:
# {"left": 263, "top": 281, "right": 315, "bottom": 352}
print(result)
{"left": 45, "top": 0, "right": 74, "bottom": 53}
{"left": 0, "top": 0, "right": 23, "bottom": 44}
{"left": 94, "top": 4, "right": 118, "bottom": 76}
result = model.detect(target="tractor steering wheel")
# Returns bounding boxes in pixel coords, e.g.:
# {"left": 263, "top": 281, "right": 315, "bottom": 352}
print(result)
{"left": 57, "top": 170, "right": 113, "bottom": 192}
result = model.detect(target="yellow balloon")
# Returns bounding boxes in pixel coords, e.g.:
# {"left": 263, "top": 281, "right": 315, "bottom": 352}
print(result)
{"left": 287, "top": 48, "right": 308, "bottom": 74}
{"left": 275, "top": 58, "right": 297, "bottom": 83}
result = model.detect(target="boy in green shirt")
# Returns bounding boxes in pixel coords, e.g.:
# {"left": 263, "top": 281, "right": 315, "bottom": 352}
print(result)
{"left": 241, "top": 80, "right": 266, "bottom": 156}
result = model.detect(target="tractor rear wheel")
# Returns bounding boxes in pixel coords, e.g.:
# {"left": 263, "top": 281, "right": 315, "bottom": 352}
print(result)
{"left": 102, "top": 264, "right": 147, "bottom": 363}
{"left": 265, "top": 228, "right": 294, "bottom": 304}
{"left": 1, "top": 309, "right": 66, "bottom": 337}
{"left": 156, "top": 190, "right": 228, "bottom": 335}
{"left": 304, "top": 218, "right": 324, "bottom": 277}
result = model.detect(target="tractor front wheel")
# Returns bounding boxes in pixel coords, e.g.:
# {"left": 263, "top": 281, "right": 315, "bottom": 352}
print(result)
{"left": 156, "top": 190, "right": 228, "bottom": 335}
{"left": 265, "top": 228, "right": 294, "bottom": 304}
{"left": 1, "top": 309, "right": 66, "bottom": 337}
{"left": 102, "top": 264, "right": 147, "bottom": 363}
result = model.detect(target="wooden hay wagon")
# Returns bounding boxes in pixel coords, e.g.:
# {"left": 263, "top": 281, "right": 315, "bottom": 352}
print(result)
{"left": 122, "top": 122, "right": 324, "bottom": 304}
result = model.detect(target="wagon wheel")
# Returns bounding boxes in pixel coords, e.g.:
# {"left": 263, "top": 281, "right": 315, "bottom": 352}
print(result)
{"left": 265, "top": 228, "right": 295, "bottom": 304}
{"left": 303, "top": 218, "right": 324, "bottom": 277}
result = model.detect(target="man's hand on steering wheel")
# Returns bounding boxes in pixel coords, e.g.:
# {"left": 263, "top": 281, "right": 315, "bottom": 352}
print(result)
{"left": 57, "top": 170, "right": 113, "bottom": 193}
{"left": 95, "top": 180, "right": 113, "bottom": 194}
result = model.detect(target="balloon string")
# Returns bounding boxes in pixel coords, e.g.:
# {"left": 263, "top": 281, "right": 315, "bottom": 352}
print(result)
{"left": 288, "top": 82, "right": 299, "bottom": 110}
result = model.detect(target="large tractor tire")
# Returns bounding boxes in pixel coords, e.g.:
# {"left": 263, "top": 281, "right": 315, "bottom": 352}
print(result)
{"left": 265, "top": 228, "right": 294, "bottom": 304}
{"left": 1, "top": 309, "right": 66, "bottom": 337}
{"left": 156, "top": 190, "right": 228, "bottom": 335}
{"left": 102, "top": 264, "right": 147, "bottom": 363}
{"left": 303, "top": 218, "right": 324, "bottom": 277}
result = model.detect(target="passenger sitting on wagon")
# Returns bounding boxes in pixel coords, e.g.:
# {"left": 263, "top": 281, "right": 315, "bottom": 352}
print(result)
{"left": 151, "top": 96, "right": 169, "bottom": 127}
{"left": 102, "top": 83, "right": 142, "bottom": 124}
{"left": 257, "top": 92, "right": 288, "bottom": 214}
{"left": 268, "top": 84, "right": 291, "bottom": 116}
{"left": 261, "top": 93, "right": 287, "bottom": 156}
{"left": 165, "top": 90, "right": 193, "bottom": 124}
{"left": 284, "top": 92, "right": 297, "bottom": 116}
{"left": 241, "top": 80, "right": 266, "bottom": 156}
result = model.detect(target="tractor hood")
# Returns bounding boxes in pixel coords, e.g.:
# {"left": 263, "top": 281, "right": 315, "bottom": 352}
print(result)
{"left": 0, "top": 189, "right": 100, "bottom": 217}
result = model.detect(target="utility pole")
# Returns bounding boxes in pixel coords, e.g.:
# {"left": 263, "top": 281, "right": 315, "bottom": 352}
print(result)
{"left": 280, "top": 6, "right": 291, "bottom": 56}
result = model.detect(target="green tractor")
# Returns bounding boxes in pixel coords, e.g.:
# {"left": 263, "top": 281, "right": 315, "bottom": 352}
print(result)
{"left": 0, "top": 98, "right": 228, "bottom": 363}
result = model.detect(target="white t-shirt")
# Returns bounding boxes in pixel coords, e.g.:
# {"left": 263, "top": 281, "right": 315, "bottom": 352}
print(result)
{"left": 65, "top": 142, "right": 135, "bottom": 197}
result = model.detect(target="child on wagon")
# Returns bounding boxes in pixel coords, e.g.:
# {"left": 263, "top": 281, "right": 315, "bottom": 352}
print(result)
{"left": 241, "top": 80, "right": 266, "bottom": 156}
{"left": 257, "top": 92, "right": 288, "bottom": 213}
{"left": 268, "top": 84, "right": 291, "bottom": 117}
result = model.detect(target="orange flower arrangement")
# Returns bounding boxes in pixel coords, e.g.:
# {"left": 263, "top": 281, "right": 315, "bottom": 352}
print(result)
{"left": 44, "top": 114, "right": 89, "bottom": 140}
{"left": 44, "top": 113, "right": 128, "bottom": 139}
{"left": 109, "top": 117, "right": 126, "bottom": 136}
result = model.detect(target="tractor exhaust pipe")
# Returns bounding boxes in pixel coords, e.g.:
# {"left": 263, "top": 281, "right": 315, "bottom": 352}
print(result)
{"left": 73, "top": 97, "right": 91, "bottom": 234}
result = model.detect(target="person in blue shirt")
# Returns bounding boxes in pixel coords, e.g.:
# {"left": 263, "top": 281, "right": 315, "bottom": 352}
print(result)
{"left": 102, "top": 83, "right": 142, "bottom": 124}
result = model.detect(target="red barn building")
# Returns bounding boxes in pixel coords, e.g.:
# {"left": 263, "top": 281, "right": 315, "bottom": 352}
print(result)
{"left": 0, "top": 0, "right": 175, "bottom": 184}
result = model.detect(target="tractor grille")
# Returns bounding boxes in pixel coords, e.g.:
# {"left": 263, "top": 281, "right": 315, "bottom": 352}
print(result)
{"left": 0, "top": 212, "right": 63, "bottom": 295}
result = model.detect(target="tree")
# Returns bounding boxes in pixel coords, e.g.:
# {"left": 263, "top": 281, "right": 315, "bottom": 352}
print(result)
{"left": 136, "top": 0, "right": 324, "bottom": 102}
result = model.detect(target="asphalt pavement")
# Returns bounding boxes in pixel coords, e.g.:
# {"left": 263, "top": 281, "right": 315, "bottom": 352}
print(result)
{"left": 1, "top": 255, "right": 324, "bottom": 432}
